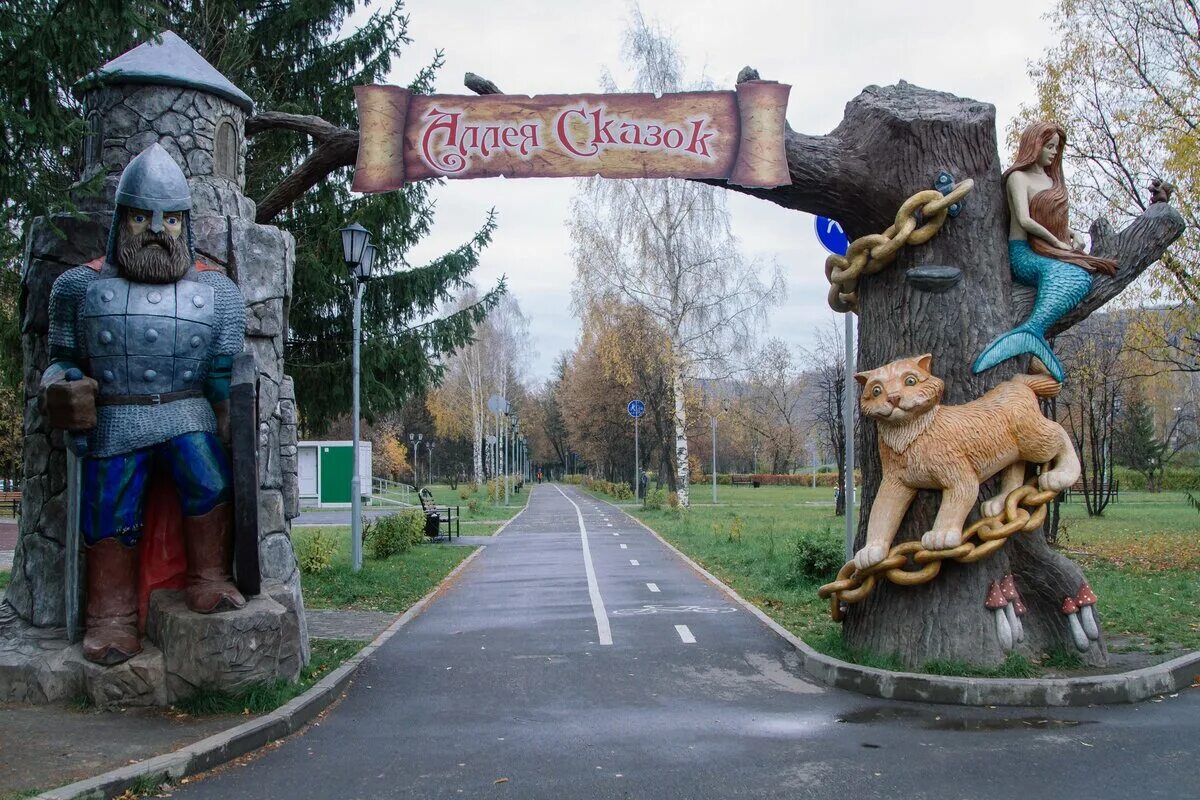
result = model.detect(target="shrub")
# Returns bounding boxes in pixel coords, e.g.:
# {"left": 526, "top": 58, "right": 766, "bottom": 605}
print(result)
{"left": 368, "top": 510, "right": 426, "bottom": 560}
{"left": 666, "top": 491, "right": 680, "bottom": 510}
{"left": 788, "top": 529, "right": 844, "bottom": 584}
{"left": 644, "top": 487, "right": 666, "bottom": 510}
{"left": 467, "top": 498, "right": 480, "bottom": 514}
{"left": 458, "top": 487, "right": 471, "bottom": 501}
{"left": 296, "top": 530, "right": 337, "bottom": 574}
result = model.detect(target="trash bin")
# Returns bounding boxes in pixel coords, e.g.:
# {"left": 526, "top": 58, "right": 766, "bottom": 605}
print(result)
{"left": 424, "top": 511, "right": 440, "bottom": 537}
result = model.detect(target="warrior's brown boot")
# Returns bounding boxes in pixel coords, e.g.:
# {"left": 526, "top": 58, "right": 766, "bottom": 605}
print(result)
{"left": 183, "top": 502, "right": 246, "bottom": 613}
{"left": 82, "top": 538, "right": 141, "bottom": 665}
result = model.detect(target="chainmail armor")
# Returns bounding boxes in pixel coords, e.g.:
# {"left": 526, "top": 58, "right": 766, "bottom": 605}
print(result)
{"left": 46, "top": 262, "right": 245, "bottom": 458}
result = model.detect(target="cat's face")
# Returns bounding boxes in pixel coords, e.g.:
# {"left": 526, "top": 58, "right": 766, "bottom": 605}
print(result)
{"left": 856, "top": 354, "right": 944, "bottom": 424}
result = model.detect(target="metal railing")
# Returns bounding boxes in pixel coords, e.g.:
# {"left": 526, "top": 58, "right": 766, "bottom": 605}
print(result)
{"left": 370, "top": 477, "right": 417, "bottom": 507}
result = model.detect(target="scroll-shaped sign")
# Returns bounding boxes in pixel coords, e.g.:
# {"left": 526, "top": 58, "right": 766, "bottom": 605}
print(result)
{"left": 352, "top": 82, "right": 791, "bottom": 192}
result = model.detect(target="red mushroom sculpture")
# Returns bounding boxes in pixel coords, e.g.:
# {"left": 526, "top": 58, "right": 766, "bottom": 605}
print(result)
{"left": 999, "top": 574, "right": 1024, "bottom": 644}
{"left": 1076, "top": 582, "right": 1100, "bottom": 641}
{"left": 986, "top": 581, "right": 1013, "bottom": 652}
{"left": 1061, "top": 596, "right": 1089, "bottom": 652}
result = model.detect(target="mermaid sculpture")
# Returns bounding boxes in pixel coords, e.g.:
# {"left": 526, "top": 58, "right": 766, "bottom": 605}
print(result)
{"left": 972, "top": 122, "right": 1117, "bottom": 381}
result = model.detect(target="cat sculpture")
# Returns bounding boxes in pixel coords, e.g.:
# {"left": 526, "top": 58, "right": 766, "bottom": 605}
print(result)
{"left": 852, "top": 354, "right": 1081, "bottom": 571}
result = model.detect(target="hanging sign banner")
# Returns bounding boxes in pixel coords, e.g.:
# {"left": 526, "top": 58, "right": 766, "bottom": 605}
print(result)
{"left": 352, "top": 82, "right": 791, "bottom": 192}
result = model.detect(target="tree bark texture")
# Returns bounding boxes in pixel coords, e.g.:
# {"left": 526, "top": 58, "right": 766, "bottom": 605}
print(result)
{"left": 724, "top": 81, "right": 1184, "bottom": 667}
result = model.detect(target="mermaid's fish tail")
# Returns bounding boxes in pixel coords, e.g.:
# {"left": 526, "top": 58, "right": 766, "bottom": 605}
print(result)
{"left": 972, "top": 326, "right": 1066, "bottom": 382}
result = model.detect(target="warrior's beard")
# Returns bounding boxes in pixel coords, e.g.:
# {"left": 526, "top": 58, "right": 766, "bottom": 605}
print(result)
{"left": 117, "top": 227, "right": 192, "bottom": 283}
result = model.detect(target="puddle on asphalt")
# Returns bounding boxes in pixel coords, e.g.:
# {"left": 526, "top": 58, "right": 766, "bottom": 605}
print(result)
{"left": 836, "top": 706, "right": 1099, "bottom": 731}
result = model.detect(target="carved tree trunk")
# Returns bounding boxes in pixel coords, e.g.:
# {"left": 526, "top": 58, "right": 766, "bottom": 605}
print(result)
{"left": 723, "top": 81, "right": 1185, "bottom": 668}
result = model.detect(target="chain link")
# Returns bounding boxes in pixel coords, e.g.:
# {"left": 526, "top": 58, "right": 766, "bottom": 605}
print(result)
{"left": 826, "top": 180, "right": 975, "bottom": 313}
{"left": 817, "top": 476, "right": 1059, "bottom": 622}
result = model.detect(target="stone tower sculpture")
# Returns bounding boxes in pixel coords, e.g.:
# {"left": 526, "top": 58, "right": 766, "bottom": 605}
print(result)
{"left": 1, "top": 32, "right": 307, "bottom": 705}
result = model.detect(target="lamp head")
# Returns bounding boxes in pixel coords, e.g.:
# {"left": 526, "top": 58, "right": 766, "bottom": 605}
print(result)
{"left": 340, "top": 222, "right": 371, "bottom": 269}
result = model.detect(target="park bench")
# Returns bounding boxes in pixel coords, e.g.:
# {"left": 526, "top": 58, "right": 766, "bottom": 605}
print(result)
{"left": 418, "top": 488, "right": 461, "bottom": 540}
{"left": 0, "top": 491, "right": 20, "bottom": 517}
{"left": 730, "top": 476, "right": 760, "bottom": 488}
{"left": 1062, "top": 479, "right": 1119, "bottom": 504}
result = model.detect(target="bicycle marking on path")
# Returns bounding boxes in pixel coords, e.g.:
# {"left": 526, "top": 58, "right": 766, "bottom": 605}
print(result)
{"left": 552, "top": 484, "right": 612, "bottom": 646}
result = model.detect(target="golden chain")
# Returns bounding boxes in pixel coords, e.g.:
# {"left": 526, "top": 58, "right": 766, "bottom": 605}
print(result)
{"left": 817, "top": 477, "right": 1059, "bottom": 622}
{"left": 825, "top": 180, "right": 975, "bottom": 313}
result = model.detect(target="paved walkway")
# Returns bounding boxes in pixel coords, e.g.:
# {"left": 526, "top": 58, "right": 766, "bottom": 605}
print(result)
{"left": 0, "top": 519, "right": 16, "bottom": 571}
{"left": 166, "top": 485, "right": 1196, "bottom": 799}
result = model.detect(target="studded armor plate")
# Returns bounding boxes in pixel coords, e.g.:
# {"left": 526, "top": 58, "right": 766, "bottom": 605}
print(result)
{"left": 82, "top": 278, "right": 216, "bottom": 396}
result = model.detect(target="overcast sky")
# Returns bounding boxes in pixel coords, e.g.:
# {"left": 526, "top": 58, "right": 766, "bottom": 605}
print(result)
{"left": 386, "top": 0, "right": 1058, "bottom": 380}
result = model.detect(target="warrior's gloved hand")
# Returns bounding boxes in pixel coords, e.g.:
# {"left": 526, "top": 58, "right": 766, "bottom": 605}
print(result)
{"left": 43, "top": 377, "right": 99, "bottom": 431}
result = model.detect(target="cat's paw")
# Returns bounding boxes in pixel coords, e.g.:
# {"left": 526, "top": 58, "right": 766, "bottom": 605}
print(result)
{"left": 980, "top": 495, "right": 1006, "bottom": 518}
{"left": 1038, "top": 470, "right": 1074, "bottom": 493}
{"left": 853, "top": 544, "right": 887, "bottom": 571}
{"left": 921, "top": 528, "right": 963, "bottom": 551}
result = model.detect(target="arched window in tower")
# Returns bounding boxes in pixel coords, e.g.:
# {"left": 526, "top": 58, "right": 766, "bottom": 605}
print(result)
{"left": 215, "top": 118, "right": 238, "bottom": 179}
{"left": 83, "top": 111, "right": 103, "bottom": 166}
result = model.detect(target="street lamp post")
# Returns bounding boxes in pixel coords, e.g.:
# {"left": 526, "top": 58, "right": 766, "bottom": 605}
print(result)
{"left": 427, "top": 441, "right": 435, "bottom": 485}
{"left": 408, "top": 432, "right": 423, "bottom": 487}
{"left": 341, "top": 223, "right": 374, "bottom": 573}
{"left": 710, "top": 398, "right": 729, "bottom": 504}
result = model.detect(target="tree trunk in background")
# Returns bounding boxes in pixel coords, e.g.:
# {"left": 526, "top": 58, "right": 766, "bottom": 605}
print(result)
{"left": 671, "top": 357, "right": 690, "bottom": 506}
{"left": 719, "top": 81, "right": 1181, "bottom": 667}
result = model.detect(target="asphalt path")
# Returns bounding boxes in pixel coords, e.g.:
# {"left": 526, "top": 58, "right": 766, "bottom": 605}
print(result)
{"left": 172, "top": 484, "right": 1198, "bottom": 799}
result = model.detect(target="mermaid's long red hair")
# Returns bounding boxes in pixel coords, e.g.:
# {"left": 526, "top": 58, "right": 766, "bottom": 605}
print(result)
{"left": 1005, "top": 121, "right": 1117, "bottom": 275}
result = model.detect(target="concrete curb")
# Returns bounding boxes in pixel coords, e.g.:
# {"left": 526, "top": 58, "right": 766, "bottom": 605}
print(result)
{"left": 36, "top": 545, "right": 488, "bottom": 800}
{"left": 592, "top": 491, "right": 1200, "bottom": 708}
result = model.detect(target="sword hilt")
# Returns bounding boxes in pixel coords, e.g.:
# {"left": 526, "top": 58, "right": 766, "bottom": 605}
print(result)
{"left": 64, "top": 368, "right": 89, "bottom": 457}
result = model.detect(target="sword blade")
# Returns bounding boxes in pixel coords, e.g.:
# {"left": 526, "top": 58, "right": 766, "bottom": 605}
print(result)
{"left": 64, "top": 446, "right": 82, "bottom": 643}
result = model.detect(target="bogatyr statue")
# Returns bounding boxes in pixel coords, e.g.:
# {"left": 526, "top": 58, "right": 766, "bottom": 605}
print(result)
{"left": 40, "top": 143, "right": 246, "bottom": 665}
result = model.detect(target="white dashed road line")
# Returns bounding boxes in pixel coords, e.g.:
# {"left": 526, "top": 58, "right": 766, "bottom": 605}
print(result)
{"left": 630, "top": 559, "right": 640, "bottom": 566}
{"left": 675, "top": 625, "right": 696, "bottom": 644}
{"left": 646, "top": 583, "right": 660, "bottom": 593}
{"left": 620, "top": 543, "right": 628, "bottom": 549}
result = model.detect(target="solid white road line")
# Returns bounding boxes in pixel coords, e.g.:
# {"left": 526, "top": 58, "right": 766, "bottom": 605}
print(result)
{"left": 630, "top": 559, "right": 640, "bottom": 566}
{"left": 675, "top": 624, "right": 696, "bottom": 644}
{"left": 647, "top": 583, "right": 660, "bottom": 593}
{"left": 553, "top": 484, "right": 612, "bottom": 646}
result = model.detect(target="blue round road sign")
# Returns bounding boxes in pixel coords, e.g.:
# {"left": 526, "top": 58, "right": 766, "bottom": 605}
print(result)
{"left": 815, "top": 216, "right": 849, "bottom": 256}
{"left": 627, "top": 399, "right": 645, "bottom": 418}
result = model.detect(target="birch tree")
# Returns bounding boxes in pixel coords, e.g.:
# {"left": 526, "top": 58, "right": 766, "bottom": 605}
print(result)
{"left": 569, "top": 11, "right": 783, "bottom": 505}
{"left": 428, "top": 295, "right": 531, "bottom": 484}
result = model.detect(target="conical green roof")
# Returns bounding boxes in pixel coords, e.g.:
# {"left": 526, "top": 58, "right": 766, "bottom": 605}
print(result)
{"left": 77, "top": 31, "right": 253, "bottom": 112}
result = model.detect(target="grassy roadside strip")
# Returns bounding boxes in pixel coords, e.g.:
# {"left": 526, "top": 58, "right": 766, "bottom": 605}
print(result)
{"left": 609, "top": 485, "right": 1199, "bottom": 677}
{"left": 294, "top": 526, "right": 474, "bottom": 612}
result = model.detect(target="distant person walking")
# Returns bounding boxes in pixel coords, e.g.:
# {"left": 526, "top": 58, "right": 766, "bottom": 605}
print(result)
{"left": 536, "top": 469, "right": 544, "bottom": 484}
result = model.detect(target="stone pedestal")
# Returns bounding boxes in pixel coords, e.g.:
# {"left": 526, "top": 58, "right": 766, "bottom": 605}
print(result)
{"left": 147, "top": 591, "right": 301, "bottom": 700}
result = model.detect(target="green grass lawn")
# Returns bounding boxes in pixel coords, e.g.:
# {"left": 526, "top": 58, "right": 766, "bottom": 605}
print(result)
{"left": 0, "top": 570, "right": 9, "bottom": 592}
{"left": 294, "top": 525, "right": 473, "bottom": 612}
{"left": 618, "top": 485, "right": 1200, "bottom": 672}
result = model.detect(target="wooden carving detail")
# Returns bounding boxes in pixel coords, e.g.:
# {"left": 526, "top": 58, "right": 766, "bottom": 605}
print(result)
{"left": 851, "top": 355, "right": 1081, "bottom": 571}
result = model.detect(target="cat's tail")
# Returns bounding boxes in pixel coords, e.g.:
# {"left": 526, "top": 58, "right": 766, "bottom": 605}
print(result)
{"left": 1012, "top": 357, "right": 1062, "bottom": 398}
{"left": 972, "top": 325, "right": 1066, "bottom": 382}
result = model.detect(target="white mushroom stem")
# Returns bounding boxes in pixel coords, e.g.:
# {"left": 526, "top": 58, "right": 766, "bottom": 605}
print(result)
{"left": 995, "top": 608, "right": 1013, "bottom": 652}
{"left": 1067, "top": 612, "right": 1089, "bottom": 652}
{"left": 1003, "top": 602, "right": 1024, "bottom": 643}
{"left": 1079, "top": 605, "right": 1099, "bottom": 640}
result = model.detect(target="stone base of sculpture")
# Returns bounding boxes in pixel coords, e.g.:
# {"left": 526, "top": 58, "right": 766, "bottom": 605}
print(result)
{"left": 0, "top": 587, "right": 302, "bottom": 707}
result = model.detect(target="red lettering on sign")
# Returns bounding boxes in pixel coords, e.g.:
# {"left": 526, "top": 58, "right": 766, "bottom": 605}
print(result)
{"left": 684, "top": 119, "right": 714, "bottom": 157}
{"left": 421, "top": 107, "right": 467, "bottom": 173}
